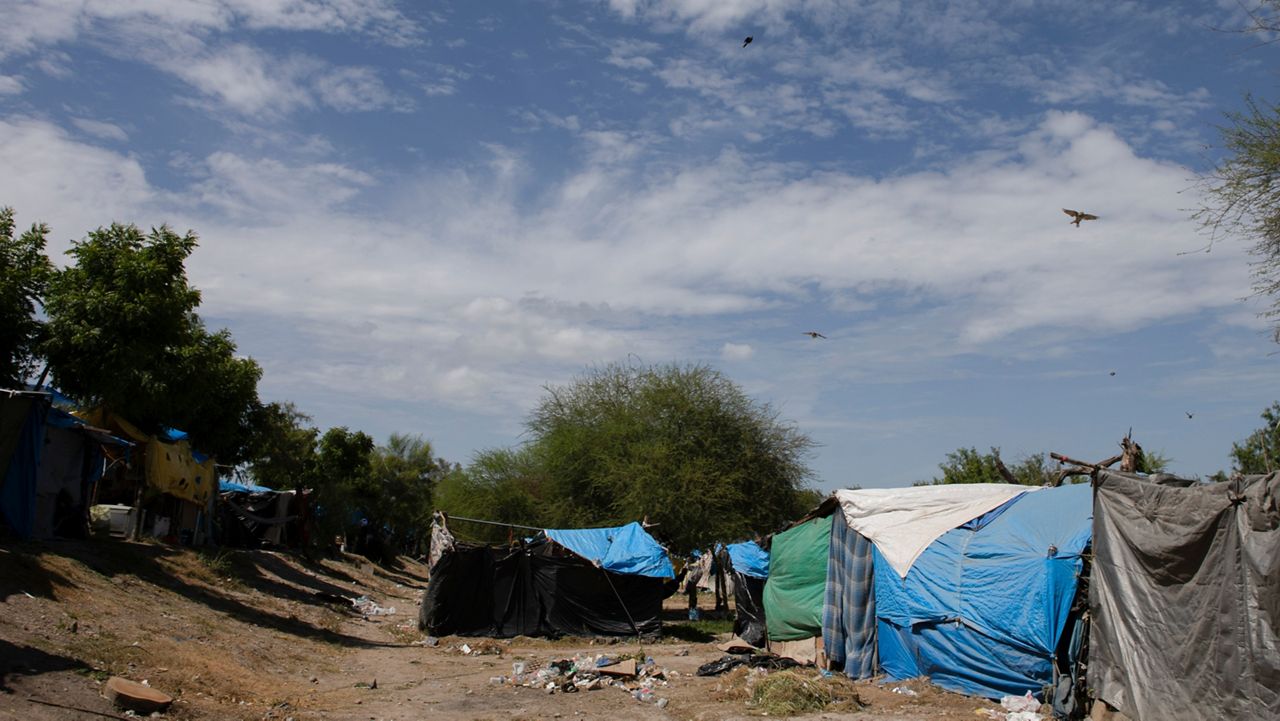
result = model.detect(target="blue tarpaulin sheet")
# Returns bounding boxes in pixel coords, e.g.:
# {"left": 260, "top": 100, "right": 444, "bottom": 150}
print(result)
{"left": 220, "top": 479, "right": 276, "bottom": 494}
{"left": 874, "top": 483, "right": 1093, "bottom": 700}
{"left": 0, "top": 397, "right": 48, "bottom": 539}
{"left": 726, "top": 540, "right": 769, "bottom": 579}
{"left": 545, "top": 522, "right": 674, "bottom": 579}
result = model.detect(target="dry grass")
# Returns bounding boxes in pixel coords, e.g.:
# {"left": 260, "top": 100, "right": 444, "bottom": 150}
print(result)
{"left": 748, "top": 670, "right": 865, "bottom": 716}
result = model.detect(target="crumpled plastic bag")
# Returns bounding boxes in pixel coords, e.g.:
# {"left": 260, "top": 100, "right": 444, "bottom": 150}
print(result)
{"left": 1000, "top": 692, "right": 1040, "bottom": 713}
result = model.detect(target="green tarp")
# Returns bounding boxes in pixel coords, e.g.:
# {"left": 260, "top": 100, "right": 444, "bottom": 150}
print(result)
{"left": 763, "top": 514, "right": 832, "bottom": 641}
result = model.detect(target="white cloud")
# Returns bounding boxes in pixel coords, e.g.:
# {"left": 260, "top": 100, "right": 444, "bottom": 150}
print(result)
{"left": 314, "top": 66, "right": 409, "bottom": 112}
{"left": 0, "top": 117, "right": 151, "bottom": 227}
{"left": 0, "top": 0, "right": 417, "bottom": 60}
{"left": 0, "top": 75, "right": 24, "bottom": 95}
{"left": 721, "top": 342, "right": 755, "bottom": 361}
{"left": 70, "top": 117, "right": 129, "bottom": 142}
{"left": 0, "top": 111, "right": 1255, "bottom": 422}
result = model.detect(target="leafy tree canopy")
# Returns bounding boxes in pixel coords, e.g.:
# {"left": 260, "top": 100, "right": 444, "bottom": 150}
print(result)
{"left": 495, "top": 361, "right": 818, "bottom": 552}
{"left": 0, "top": 207, "right": 53, "bottom": 387}
{"left": 926, "top": 447, "right": 1054, "bottom": 486}
{"left": 41, "top": 222, "right": 261, "bottom": 462}
{"left": 246, "top": 401, "right": 319, "bottom": 490}
{"left": 364, "top": 433, "right": 449, "bottom": 550}
{"left": 1229, "top": 401, "right": 1280, "bottom": 475}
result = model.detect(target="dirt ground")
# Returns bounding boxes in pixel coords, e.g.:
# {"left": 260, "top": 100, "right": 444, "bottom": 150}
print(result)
{"left": 0, "top": 541, "right": 1009, "bottom": 720}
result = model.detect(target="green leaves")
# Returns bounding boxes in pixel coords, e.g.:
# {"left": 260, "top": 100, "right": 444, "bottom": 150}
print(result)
{"left": 462, "top": 361, "right": 817, "bottom": 552}
{"left": 1229, "top": 401, "right": 1280, "bottom": 475}
{"left": 0, "top": 206, "right": 54, "bottom": 386}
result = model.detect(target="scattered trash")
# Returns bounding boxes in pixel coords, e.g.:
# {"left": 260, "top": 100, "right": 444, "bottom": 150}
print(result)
{"left": 1000, "top": 693, "right": 1040, "bottom": 713}
{"left": 486, "top": 651, "right": 674, "bottom": 703}
{"left": 460, "top": 644, "right": 472, "bottom": 655}
{"left": 696, "top": 654, "right": 802, "bottom": 677}
{"left": 103, "top": 677, "right": 173, "bottom": 714}
{"left": 351, "top": 595, "right": 396, "bottom": 616}
{"left": 673, "top": 647, "right": 689, "bottom": 657}
{"left": 892, "top": 686, "right": 919, "bottom": 696}
{"left": 424, "top": 636, "right": 439, "bottom": 647}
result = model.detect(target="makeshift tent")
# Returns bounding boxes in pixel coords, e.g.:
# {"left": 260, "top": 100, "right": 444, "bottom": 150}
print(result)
{"left": 822, "top": 511, "right": 877, "bottom": 679}
{"left": 421, "top": 517, "right": 677, "bottom": 638}
{"left": 763, "top": 514, "right": 833, "bottom": 642}
{"left": 1, "top": 392, "right": 129, "bottom": 539}
{"left": 870, "top": 482, "right": 1092, "bottom": 699}
{"left": 1090, "top": 470, "right": 1280, "bottom": 721}
{"left": 725, "top": 540, "right": 769, "bottom": 647}
{"left": 218, "top": 479, "right": 309, "bottom": 548}
{"left": 78, "top": 409, "right": 216, "bottom": 506}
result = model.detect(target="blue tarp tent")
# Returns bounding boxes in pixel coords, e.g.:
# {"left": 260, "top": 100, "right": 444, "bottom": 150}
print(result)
{"left": 1, "top": 393, "right": 129, "bottom": 539}
{"left": 873, "top": 483, "right": 1093, "bottom": 699}
{"left": 726, "top": 540, "right": 769, "bottom": 579}
{"left": 544, "top": 522, "right": 675, "bottom": 578}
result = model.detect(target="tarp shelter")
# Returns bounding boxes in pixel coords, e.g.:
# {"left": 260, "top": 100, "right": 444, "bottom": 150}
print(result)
{"left": 0, "top": 391, "right": 130, "bottom": 539}
{"left": 218, "top": 479, "right": 308, "bottom": 548}
{"left": 77, "top": 409, "right": 216, "bottom": 506}
{"left": 725, "top": 540, "right": 769, "bottom": 647}
{"left": 763, "top": 514, "right": 833, "bottom": 642}
{"left": 421, "top": 517, "right": 677, "bottom": 638}
{"left": 1090, "top": 470, "right": 1280, "bottom": 721}
{"left": 869, "top": 483, "right": 1092, "bottom": 699}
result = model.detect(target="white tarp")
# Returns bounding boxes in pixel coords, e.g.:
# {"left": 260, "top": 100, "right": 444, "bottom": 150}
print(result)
{"left": 835, "top": 484, "right": 1037, "bottom": 577}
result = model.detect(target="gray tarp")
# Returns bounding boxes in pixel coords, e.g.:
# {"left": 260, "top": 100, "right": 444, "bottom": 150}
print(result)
{"left": 1091, "top": 471, "right": 1280, "bottom": 721}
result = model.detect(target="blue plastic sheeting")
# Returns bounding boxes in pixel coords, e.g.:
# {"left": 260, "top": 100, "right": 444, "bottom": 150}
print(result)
{"left": 220, "top": 478, "right": 276, "bottom": 494}
{"left": 545, "top": 522, "right": 675, "bottom": 579}
{"left": 0, "top": 399, "right": 49, "bottom": 539}
{"left": 874, "top": 483, "right": 1093, "bottom": 700}
{"left": 726, "top": 540, "right": 769, "bottom": 579}
{"left": 159, "top": 427, "right": 189, "bottom": 442}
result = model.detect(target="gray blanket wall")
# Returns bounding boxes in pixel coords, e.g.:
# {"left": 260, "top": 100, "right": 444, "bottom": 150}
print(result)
{"left": 1090, "top": 471, "right": 1280, "bottom": 721}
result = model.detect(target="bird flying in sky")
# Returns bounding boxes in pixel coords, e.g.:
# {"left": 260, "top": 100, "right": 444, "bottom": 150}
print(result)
{"left": 743, "top": 36, "right": 753, "bottom": 47}
{"left": 1063, "top": 208, "right": 1099, "bottom": 227}
{"left": 1186, "top": 411, "right": 1194, "bottom": 419}
{"left": 803, "top": 331, "right": 827, "bottom": 339}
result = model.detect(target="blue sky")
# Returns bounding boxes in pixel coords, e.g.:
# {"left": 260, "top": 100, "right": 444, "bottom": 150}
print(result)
{"left": 2, "top": 0, "right": 1278, "bottom": 488}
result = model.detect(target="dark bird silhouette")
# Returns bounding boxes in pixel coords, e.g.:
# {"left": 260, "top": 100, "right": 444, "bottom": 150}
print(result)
{"left": 1186, "top": 411, "right": 1194, "bottom": 419}
{"left": 803, "top": 331, "right": 827, "bottom": 339}
{"left": 1109, "top": 371, "right": 1117, "bottom": 376}
{"left": 1063, "top": 208, "right": 1099, "bottom": 227}
{"left": 742, "top": 36, "right": 753, "bottom": 47}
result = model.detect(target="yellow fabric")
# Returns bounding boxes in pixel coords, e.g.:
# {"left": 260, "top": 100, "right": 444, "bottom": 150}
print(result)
{"left": 76, "top": 408, "right": 215, "bottom": 505}
{"left": 145, "top": 439, "right": 215, "bottom": 505}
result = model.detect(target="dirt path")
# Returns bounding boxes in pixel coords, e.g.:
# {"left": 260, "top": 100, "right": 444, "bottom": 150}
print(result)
{"left": 0, "top": 543, "right": 1002, "bottom": 721}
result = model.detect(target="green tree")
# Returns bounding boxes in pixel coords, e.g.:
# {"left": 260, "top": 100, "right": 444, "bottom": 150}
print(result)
{"left": 0, "top": 207, "right": 53, "bottom": 387}
{"left": 1228, "top": 401, "right": 1280, "bottom": 474}
{"left": 927, "top": 447, "right": 1053, "bottom": 486}
{"left": 366, "top": 433, "right": 448, "bottom": 552}
{"left": 523, "top": 361, "right": 816, "bottom": 552}
{"left": 434, "top": 446, "right": 548, "bottom": 543}
{"left": 41, "top": 222, "right": 262, "bottom": 461}
{"left": 1196, "top": 3, "right": 1280, "bottom": 339}
{"left": 311, "top": 426, "right": 375, "bottom": 541}
{"left": 245, "top": 401, "right": 319, "bottom": 490}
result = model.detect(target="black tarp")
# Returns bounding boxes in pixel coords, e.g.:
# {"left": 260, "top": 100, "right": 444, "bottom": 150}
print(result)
{"left": 421, "top": 539, "right": 674, "bottom": 637}
{"left": 731, "top": 571, "right": 767, "bottom": 647}
{"left": 1091, "top": 471, "right": 1280, "bottom": 721}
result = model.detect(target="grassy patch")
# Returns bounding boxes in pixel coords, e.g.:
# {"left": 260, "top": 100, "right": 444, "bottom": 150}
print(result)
{"left": 749, "top": 671, "right": 864, "bottom": 716}
{"left": 661, "top": 618, "right": 733, "bottom": 643}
